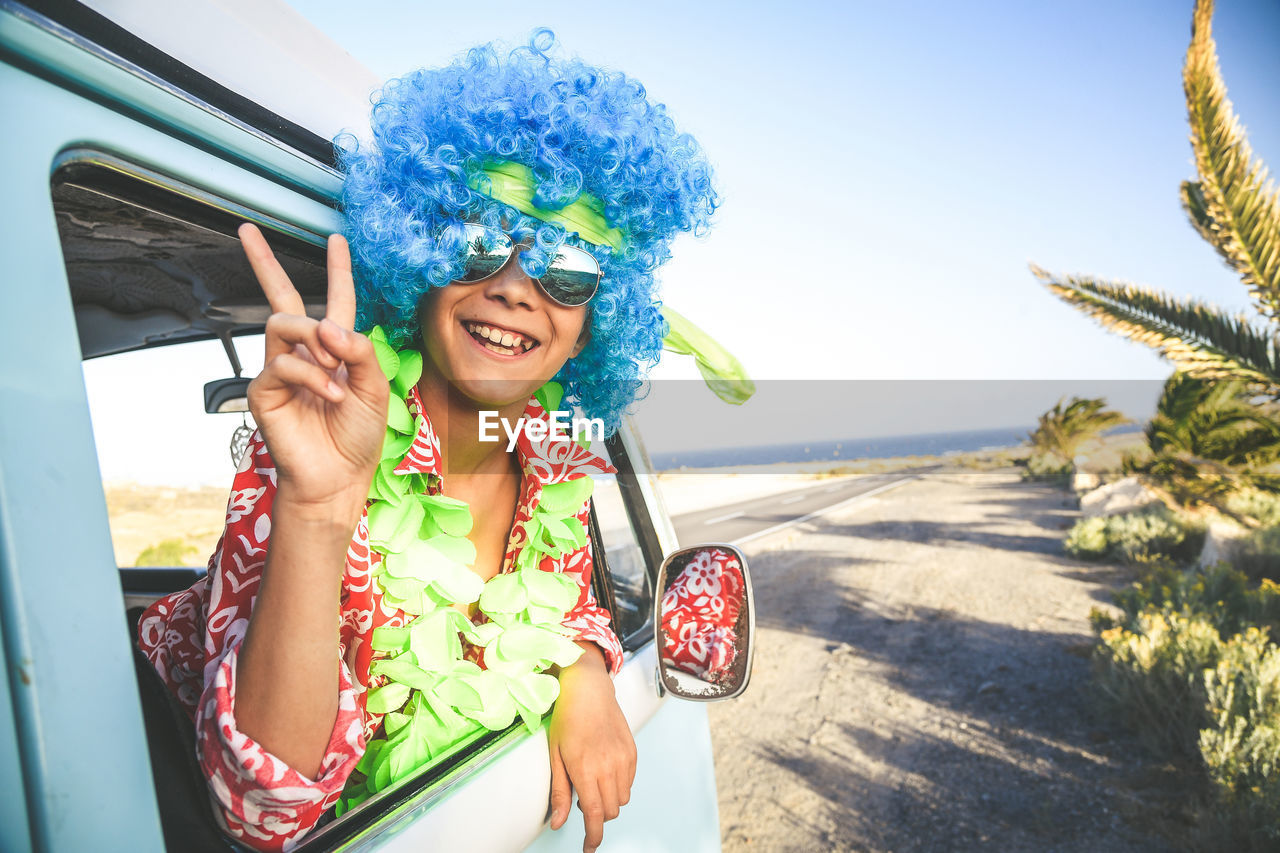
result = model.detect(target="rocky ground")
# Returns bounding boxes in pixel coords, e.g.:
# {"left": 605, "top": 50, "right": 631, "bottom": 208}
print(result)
{"left": 707, "top": 468, "right": 1189, "bottom": 853}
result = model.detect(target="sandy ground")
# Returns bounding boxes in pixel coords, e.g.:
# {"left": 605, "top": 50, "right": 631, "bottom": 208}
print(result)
{"left": 104, "top": 483, "right": 231, "bottom": 568}
{"left": 104, "top": 463, "right": 872, "bottom": 566}
{"left": 707, "top": 468, "right": 1181, "bottom": 853}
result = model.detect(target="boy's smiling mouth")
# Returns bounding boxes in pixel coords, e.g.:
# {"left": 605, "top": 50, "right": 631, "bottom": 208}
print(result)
{"left": 463, "top": 320, "right": 540, "bottom": 357}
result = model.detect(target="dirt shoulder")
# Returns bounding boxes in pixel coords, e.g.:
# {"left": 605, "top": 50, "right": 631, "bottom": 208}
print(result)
{"left": 709, "top": 468, "right": 1183, "bottom": 852}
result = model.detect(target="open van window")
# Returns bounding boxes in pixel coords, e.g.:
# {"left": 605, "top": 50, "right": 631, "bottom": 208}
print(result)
{"left": 57, "top": 151, "right": 648, "bottom": 848}
{"left": 59, "top": 151, "right": 325, "bottom": 576}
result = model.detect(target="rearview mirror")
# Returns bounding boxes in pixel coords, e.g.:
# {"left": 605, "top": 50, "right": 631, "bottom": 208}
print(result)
{"left": 654, "top": 544, "right": 755, "bottom": 701}
{"left": 204, "top": 377, "right": 251, "bottom": 414}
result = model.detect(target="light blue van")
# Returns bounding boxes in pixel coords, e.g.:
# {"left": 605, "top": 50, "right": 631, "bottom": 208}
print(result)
{"left": 0, "top": 1, "right": 754, "bottom": 850}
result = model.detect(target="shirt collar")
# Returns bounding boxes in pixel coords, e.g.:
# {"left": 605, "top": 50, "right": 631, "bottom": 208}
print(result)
{"left": 391, "top": 384, "right": 444, "bottom": 479}
{"left": 394, "top": 384, "right": 616, "bottom": 485}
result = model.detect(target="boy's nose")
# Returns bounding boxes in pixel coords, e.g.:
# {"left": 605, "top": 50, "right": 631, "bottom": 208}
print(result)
{"left": 480, "top": 252, "right": 540, "bottom": 309}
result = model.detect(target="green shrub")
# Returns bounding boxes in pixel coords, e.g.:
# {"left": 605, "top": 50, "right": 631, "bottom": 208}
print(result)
{"left": 1233, "top": 524, "right": 1280, "bottom": 584}
{"left": 1024, "top": 451, "right": 1073, "bottom": 484}
{"left": 134, "top": 537, "right": 198, "bottom": 567}
{"left": 1225, "top": 490, "right": 1280, "bottom": 528}
{"left": 1068, "top": 516, "right": 1110, "bottom": 558}
{"left": 1216, "top": 491, "right": 1280, "bottom": 583}
{"left": 1099, "top": 563, "right": 1280, "bottom": 641}
{"left": 1199, "top": 628, "right": 1280, "bottom": 848}
{"left": 1065, "top": 506, "right": 1205, "bottom": 565}
{"left": 1093, "top": 566, "right": 1280, "bottom": 847}
{"left": 1095, "top": 610, "right": 1225, "bottom": 758}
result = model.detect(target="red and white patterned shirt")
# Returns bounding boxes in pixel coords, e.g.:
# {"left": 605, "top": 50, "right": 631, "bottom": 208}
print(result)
{"left": 137, "top": 386, "right": 622, "bottom": 851}
{"left": 661, "top": 548, "right": 744, "bottom": 681}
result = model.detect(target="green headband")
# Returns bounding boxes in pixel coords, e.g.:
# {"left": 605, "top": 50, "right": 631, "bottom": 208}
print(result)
{"left": 466, "top": 160, "right": 626, "bottom": 253}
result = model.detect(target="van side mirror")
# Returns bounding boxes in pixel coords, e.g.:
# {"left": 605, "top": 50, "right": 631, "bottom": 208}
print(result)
{"left": 653, "top": 544, "right": 755, "bottom": 701}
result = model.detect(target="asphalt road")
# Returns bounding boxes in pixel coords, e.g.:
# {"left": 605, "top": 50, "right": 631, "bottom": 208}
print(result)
{"left": 709, "top": 469, "right": 1176, "bottom": 852}
{"left": 671, "top": 467, "right": 937, "bottom": 547}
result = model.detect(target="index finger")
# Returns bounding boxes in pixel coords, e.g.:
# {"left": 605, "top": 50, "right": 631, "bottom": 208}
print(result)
{"left": 578, "top": 784, "right": 605, "bottom": 853}
{"left": 239, "top": 223, "right": 306, "bottom": 316}
{"left": 326, "top": 233, "right": 357, "bottom": 330}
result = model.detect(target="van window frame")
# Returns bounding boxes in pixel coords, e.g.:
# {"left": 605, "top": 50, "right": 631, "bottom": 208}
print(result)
{"left": 15, "top": 0, "right": 340, "bottom": 172}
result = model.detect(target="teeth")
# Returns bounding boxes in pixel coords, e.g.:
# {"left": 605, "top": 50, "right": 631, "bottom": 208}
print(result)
{"left": 467, "top": 321, "right": 536, "bottom": 354}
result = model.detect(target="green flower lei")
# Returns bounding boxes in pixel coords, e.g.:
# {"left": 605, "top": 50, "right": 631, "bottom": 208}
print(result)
{"left": 337, "top": 327, "right": 593, "bottom": 814}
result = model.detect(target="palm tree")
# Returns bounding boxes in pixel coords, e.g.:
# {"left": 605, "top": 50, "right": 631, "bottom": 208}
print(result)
{"left": 1147, "top": 374, "right": 1280, "bottom": 467}
{"left": 1130, "top": 372, "right": 1280, "bottom": 512}
{"left": 1032, "top": 0, "right": 1280, "bottom": 387}
{"left": 1028, "top": 396, "right": 1128, "bottom": 465}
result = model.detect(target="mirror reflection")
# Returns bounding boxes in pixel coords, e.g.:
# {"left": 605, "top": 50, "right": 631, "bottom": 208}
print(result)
{"left": 656, "top": 544, "right": 753, "bottom": 701}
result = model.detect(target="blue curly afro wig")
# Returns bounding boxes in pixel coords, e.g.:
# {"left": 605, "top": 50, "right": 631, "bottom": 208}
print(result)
{"left": 337, "top": 29, "right": 719, "bottom": 435}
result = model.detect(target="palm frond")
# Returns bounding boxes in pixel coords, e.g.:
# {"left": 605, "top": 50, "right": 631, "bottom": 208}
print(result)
{"left": 1136, "top": 372, "right": 1280, "bottom": 512}
{"left": 1031, "top": 264, "right": 1280, "bottom": 386}
{"left": 1181, "top": 402, "right": 1280, "bottom": 463}
{"left": 1028, "top": 395, "right": 1127, "bottom": 459}
{"left": 1184, "top": 0, "right": 1280, "bottom": 315}
{"left": 1180, "top": 180, "right": 1217, "bottom": 245}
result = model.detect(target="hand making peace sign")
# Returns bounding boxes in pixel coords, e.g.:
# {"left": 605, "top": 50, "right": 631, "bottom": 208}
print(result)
{"left": 239, "top": 223, "right": 389, "bottom": 508}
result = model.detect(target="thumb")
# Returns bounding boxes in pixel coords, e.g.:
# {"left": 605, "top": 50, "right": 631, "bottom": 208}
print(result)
{"left": 549, "top": 744, "right": 573, "bottom": 830}
{"left": 317, "top": 320, "right": 387, "bottom": 397}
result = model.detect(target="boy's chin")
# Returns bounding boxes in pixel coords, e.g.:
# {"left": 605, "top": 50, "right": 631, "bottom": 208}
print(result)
{"left": 450, "top": 377, "right": 544, "bottom": 410}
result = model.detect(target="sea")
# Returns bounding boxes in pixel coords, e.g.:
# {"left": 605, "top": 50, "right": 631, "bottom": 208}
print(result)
{"left": 650, "top": 425, "right": 1034, "bottom": 471}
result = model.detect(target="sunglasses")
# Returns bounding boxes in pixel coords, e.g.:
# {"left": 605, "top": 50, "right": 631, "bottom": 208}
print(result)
{"left": 454, "top": 223, "right": 601, "bottom": 307}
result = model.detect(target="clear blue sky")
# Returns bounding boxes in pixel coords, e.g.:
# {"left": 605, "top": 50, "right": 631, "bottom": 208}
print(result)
{"left": 83, "top": 1, "right": 1280, "bottom": 481}
{"left": 286, "top": 0, "right": 1280, "bottom": 384}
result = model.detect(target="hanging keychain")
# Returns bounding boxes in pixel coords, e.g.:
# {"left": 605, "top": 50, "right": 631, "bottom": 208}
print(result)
{"left": 230, "top": 413, "right": 253, "bottom": 466}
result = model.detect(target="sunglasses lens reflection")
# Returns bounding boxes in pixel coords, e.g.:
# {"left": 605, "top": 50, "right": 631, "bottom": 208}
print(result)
{"left": 542, "top": 246, "right": 600, "bottom": 306}
{"left": 458, "top": 224, "right": 513, "bottom": 282}
{"left": 455, "top": 224, "right": 600, "bottom": 306}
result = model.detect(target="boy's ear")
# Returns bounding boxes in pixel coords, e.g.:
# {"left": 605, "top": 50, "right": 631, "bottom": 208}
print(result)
{"left": 570, "top": 322, "right": 591, "bottom": 358}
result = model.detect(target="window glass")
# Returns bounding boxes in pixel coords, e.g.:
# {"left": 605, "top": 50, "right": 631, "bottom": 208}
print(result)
{"left": 83, "top": 339, "right": 264, "bottom": 569}
{"left": 589, "top": 444, "right": 654, "bottom": 647}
